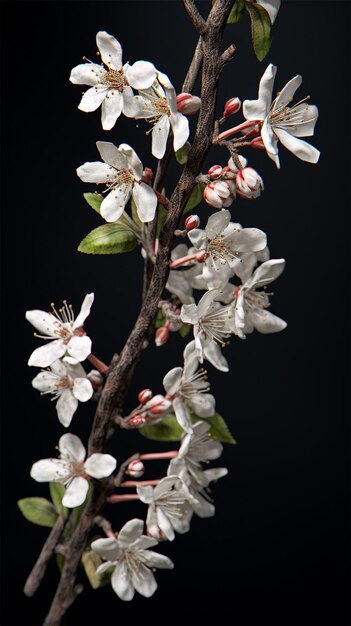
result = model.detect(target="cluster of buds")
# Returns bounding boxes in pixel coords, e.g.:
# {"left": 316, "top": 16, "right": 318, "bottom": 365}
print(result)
{"left": 203, "top": 180, "right": 236, "bottom": 209}
{"left": 128, "top": 389, "right": 172, "bottom": 428}
{"left": 204, "top": 155, "right": 264, "bottom": 205}
{"left": 176, "top": 92, "right": 201, "bottom": 116}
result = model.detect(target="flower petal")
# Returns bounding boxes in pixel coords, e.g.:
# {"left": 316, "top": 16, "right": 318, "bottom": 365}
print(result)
{"left": 30, "top": 459, "right": 67, "bottom": 483}
{"left": 190, "top": 393, "right": 215, "bottom": 418}
{"left": 132, "top": 182, "right": 157, "bottom": 223}
{"left": 96, "top": 141, "right": 128, "bottom": 169}
{"left": 31, "top": 371, "right": 58, "bottom": 393}
{"left": 78, "top": 85, "right": 107, "bottom": 112}
{"left": 173, "top": 397, "right": 193, "bottom": 434}
{"left": 202, "top": 339, "right": 229, "bottom": 372}
{"left": 56, "top": 390, "right": 78, "bottom": 428}
{"left": 245, "top": 258, "right": 285, "bottom": 290}
{"left": 206, "top": 209, "right": 231, "bottom": 239}
{"left": 122, "top": 86, "right": 138, "bottom": 117}
{"left": 91, "top": 537, "right": 121, "bottom": 562}
{"left": 69, "top": 63, "right": 102, "bottom": 86}
{"left": 100, "top": 187, "right": 131, "bottom": 222}
{"left": 228, "top": 227, "right": 267, "bottom": 253}
{"left": 96, "top": 31, "right": 122, "bottom": 70}
{"left": 117, "top": 519, "right": 144, "bottom": 547}
{"left": 76, "top": 161, "right": 111, "bottom": 184}
{"left": 156, "top": 507, "right": 175, "bottom": 541}
{"left": 25, "top": 310, "right": 58, "bottom": 336}
{"left": 62, "top": 476, "right": 89, "bottom": 508}
{"left": 163, "top": 367, "right": 183, "bottom": 396}
{"left": 59, "top": 433, "right": 86, "bottom": 462}
{"left": 74, "top": 293, "right": 95, "bottom": 329}
{"left": 66, "top": 335, "right": 92, "bottom": 362}
{"left": 274, "top": 128, "right": 320, "bottom": 163}
{"left": 151, "top": 115, "right": 170, "bottom": 160}
{"left": 243, "top": 64, "right": 276, "bottom": 120}
{"left": 111, "top": 561, "right": 135, "bottom": 601}
{"left": 131, "top": 563, "right": 157, "bottom": 598}
{"left": 261, "top": 118, "right": 280, "bottom": 168}
{"left": 180, "top": 303, "right": 198, "bottom": 325}
{"left": 84, "top": 453, "right": 116, "bottom": 478}
{"left": 170, "top": 112, "right": 190, "bottom": 152}
{"left": 118, "top": 143, "right": 143, "bottom": 179}
{"left": 28, "top": 340, "right": 66, "bottom": 368}
{"left": 272, "top": 74, "right": 302, "bottom": 111}
{"left": 286, "top": 104, "right": 319, "bottom": 138}
{"left": 72, "top": 378, "right": 93, "bottom": 402}
{"left": 197, "top": 289, "right": 220, "bottom": 318}
{"left": 125, "top": 61, "right": 156, "bottom": 89}
{"left": 101, "top": 91, "right": 123, "bottom": 130}
{"left": 141, "top": 550, "right": 174, "bottom": 570}
{"left": 250, "top": 309, "right": 287, "bottom": 333}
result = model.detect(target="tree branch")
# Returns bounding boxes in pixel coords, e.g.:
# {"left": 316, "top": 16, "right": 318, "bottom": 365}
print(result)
{"left": 23, "top": 515, "right": 66, "bottom": 598}
{"left": 183, "top": 0, "right": 208, "bottom": 35}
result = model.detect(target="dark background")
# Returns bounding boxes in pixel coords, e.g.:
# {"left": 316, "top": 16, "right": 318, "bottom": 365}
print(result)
{"left": 1, "top": 1, "right": 350, "bottom": 625}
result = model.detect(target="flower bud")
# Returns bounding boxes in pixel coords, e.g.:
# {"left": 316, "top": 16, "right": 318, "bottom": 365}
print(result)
{"left": 138, "top": 388, "right": 153, "bottom": 404}
{"left": 176, "top": 92, "right": 201, "bottom": 115}
{"left": 250, "top": 136, "right": 266, "bottom": 150}
{"left": 127, "top": 460, "right": 145, "bottom": 478}
{"left": 208, "top": 165, "right": 223, "bottom": 180}
{"left": 185, "top": 214, "right": 200, "bottom": 231}
{"left": 155, "top": 323, "right": 170, "bottom": 347}
{"left": 223, "top": 97, "right": 241, "bottom": 118}
{"left": 221, "top": 166, "right": 236, "bottom": 180}
{"left": 204, "top": 180, "right": 236, "bottom": 209}
{"left": 241, "top": 123, "right": 260, "bottom": 137}
{"left": 227, "top": 155, "right": 248, "bottom": 173}
{"left": 87, "top": 369, "right": 104, "bottom": 389}
{"left": 236, "top": 167, "right": 264, "bottom": 199}
{"left": 145, "top": 394, "right": 172, "bottom": 415}
{"left": 129, "top": 415, "right": 144, "bottom": 428}
{"left": 142, "top": 167, "right": 154, "bottom": 183}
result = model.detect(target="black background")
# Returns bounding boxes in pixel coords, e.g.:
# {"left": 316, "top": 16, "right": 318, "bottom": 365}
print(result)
{"left": 1, "top": 1, "right": 350, "bottom": 625}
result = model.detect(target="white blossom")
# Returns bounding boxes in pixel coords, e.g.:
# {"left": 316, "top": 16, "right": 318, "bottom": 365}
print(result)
{"left": 26, "top": 294, "right": 94, "bottom": 368}
{"left": 91, "top": 519, "right": 174, "bottom": 601}
{"left": 137, "top": 476, "right": 195, "bottom": 541}
{"left": 126, "top": 72, "right": 189, "bottom": 159}
{"left": 166, "top": 244, "right": 202, "bottom": 305}
{"left": 77, "top": 142, "right": 157, "bottom": 223}
{"left": 188, "top": 209, "right": 267, "bottom": 289}
{"left": 231, "top": 259, "right": 287, "bottom": 338}
{"left": 30, "top": 433, "right": 117, "bottom": 508}
{"left": 163, "top": 342, "right": 215, "bottom": 434}
{"left": 243, "top": 64, "right": 319, "bottom": 168}
{"left": 31, "top": 358, "right": 93, "bottom": 427}
{"left": 70, "top": 31, "right": 156, "bottom": 130}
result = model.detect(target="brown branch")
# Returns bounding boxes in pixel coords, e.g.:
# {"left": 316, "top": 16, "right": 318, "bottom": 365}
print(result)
{"left": 183, "top": 0, "right": 208, "bottom": 35}
{"left": 23, "top": 515, "right": 66, "bottom": 598}
{"left": 221, "top": 43, "right": 236, "bottom": 66}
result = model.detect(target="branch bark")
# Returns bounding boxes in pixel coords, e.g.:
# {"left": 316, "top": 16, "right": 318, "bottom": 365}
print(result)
{"left": 23, "top": 515, "right": 66, "bottom": 598}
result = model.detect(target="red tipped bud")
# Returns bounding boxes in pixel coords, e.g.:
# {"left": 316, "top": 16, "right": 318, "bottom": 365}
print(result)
{"left": 223, "top": 97, "right": 241, "bottom": 118}
{"left": 221, "top": 166, "right": 236, "bottom": 180}
{"left": 236, "top": 167, "right": 264, "bottom": 199}
{"left": 155, "top": 322, "right": 170, "bottom": 347}
{"left": 142, "top": 167, "right": 154, "bottom": 183}
{"left": 87, "top": 369, "right": 104, "bottom": 389}
{"left": 138, "top": 388, "right": 153, "bottom": 404}
{"left": 127, "top": 460, "right": 145, "bottom": 478}
{"left": 176, "top": 92, "right": 201, "bottom": 115}
{"left": 208, "top": 165, "right": 223, "bottom": 180}
{"left": 145, "top": 394, "right": 172, "bottom": 415}
{"left": 185, "top": 214, "right": 200, "bottom": 231}
{"left": 129, "top": 415, "right": 144, "bottom": 428}
{"left": 204, "top": 180, "right": 236, "bottom": 209}
{"left": 250, "top": 136, "right": 266, "bottom": 150}
{"left": 241, "top": 122, "right": 260, "bottom": 137}
{"left": 227, "top": 155, "right": 248, "bottom": 173}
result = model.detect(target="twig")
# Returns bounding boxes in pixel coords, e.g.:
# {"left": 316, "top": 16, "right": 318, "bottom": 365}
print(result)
{"left": 23, "top": 515, "right": 65, "bottom": 598}
{"left": 183, "top": 0, "right": 208, "bottom": 35}
{"left": 94, "top": 515, "right": 115, "bottom": 538}
{"left": 114, "top": 453, "right": 140, "bottom": 487}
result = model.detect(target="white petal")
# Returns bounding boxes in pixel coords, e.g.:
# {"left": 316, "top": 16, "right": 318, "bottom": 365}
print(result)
{"left": 197, "top": 289, "right": 220, "bottom": 318}
{"left": 56, "top": 390, "right": 78, "bottom": 427}
{"left": 190, "top": 393, "right": 215, "bottom": 418}
{"left": 28, "top": 340, "right": 66, "bottom": 368}
{"left": 96, "top": 31, "right": 123, "bottom": 70}
{"left": 272, "top": 75, "right": 302, "bottom": 111}
{"left": 84, "top": 453, "right": 116, "bottom": 478}
{"left": 163, "top": 367, "right": 183, "bottom": 395}
{"left": 245, "top": 258, "right": 285, "bottom": 290}
{"left": 117, "top": 519, "right": 144, "bottom": 547}
{"left": 30, "top": 459, "right": 65, "bottom": 483}
{"left": 151, "top": 116, "right": 170, "bottom": 160}
{"left": 206, "top": 209, "right": 231, "bottom": 239}
{"left": 25, "top": 310, "right": 58, "bottom": 336}
{"left": 72, "top": 378, "right": 93, "bottom": 402}
{"left": 122, "top": 86, "right": 138, "bottom": 117}
{"left": 180, "top": 303, "right": 198, "bottom": 325}
{"left": 287, "top": 104, "right": 319, "bottom": 137}
{"left": 156, "top": 507, "right": 175, "bottom": 541}
{"left": 250, "top": 309, "right": 287, "bottom": 333}
{"left": 100, "top": 187, "right": 131, "bottom": 222}
{"left": 125, "top": 61, "right": 156, "bottom": 89}
{"left": 192, "top": 492, "right": 215, "bottom": 518}
{"left": 62, "top": 476, "right": 89, "bottom": 508}
{"left": 203, "top": 340, "right": 229, "bottom": 372}
{"left": 31, "top": 371, "right": 58, "bottom": 393}
{"left": 141, "top": 550, "right": 174, "bottom": 570}
{"left": 101, "top": 91, "right": 123, "bottom": 130}
{"left": 170, "top": 112, "right": 190, "bottom": 152}
{"left": 153, "top": 475, "right": 179, "bottom": 498}
{"left": 111, "top": 561, "right": 135, "bottom": 601}
{"left": 131, "top": 563, "right": 157, "bottom": 598}
{"left": 74, "top": 293, "right": 94, "bottom": 328}
{"left": 132, "top": 536, "right": 159, "bottom": 550}
{"left": 187, "top": 228, "right": 207, "bottom": 250}
{"left": 274, "top": 128, "right": 320, "bottom": 163}
{"left": 136, "top": 485, "right": 154, "bottom": 504}
{"left": 183, "top": 342, "right": 199, "bottom": 379}
{"left": 243, "top": 64, "right": 276, "bottom": 120}
{"left": 132, "top": 183, "right": 157, "bottom": 223}
{"left": 78, "top": 85, "right": 107, "bottom": 112}
{"left": 91, "top": 537, "right": 120, "bottom": 562}
{"left": 76, "top": 161, "right": 111, "bottom": 184}
{"left": 261, "top": 118, "right": 280, "bottom": 168}
{"left": 173, "top": 397, "right": 193, "bottom": 434}
{"left": 118, "top": 143, "right": 143, "bottom": 179}
{"left": 59, "top": 433, "right": 86, "bottom": 462}
{"left": 258, "top": 0, "right": 281, "bottom": 24}
{"left": 66, "top": 335, "right": 92, "bottom": 362}
{"left": 69, "top": 63, "right": 101, "bottom": 86}
{"left": 96, "top": 141, "right": 128, "bottom": 169}
{"left": 228, "top": 227, "right": 267, "bottom": 253}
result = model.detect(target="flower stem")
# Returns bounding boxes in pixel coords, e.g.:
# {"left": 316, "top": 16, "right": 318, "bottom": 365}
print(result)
{"left": 216, "top": 119, "right": 258, "bottom": 141}
{"left": 87, "top": 353, "right": 109, "bottom": 375}
{"left": 108, "top": 494, "right": 140, "bottom": 504}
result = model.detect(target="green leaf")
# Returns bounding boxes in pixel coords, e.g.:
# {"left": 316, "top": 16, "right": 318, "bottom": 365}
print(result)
{"left": 184, "top": 182, "right": 205, "bottom": 213}
{"left": 130, "top": 196, "right": 143, "bottom": 229}
{"left": 18, "top": 497, "right": 58, "bottom": 528}
{"left": 200, "top": 413, "right": 237, "bottom": 445}
{"left": 83, "top": 192, "right": 104, "bottom": 214}
{"left": 71, "top": 483, "right": 93, "bottom": 528}
{"left": 155, "top": 309, "right": 166, "bottom": 329}
{"left": 156, "top": 204, "right": 168, "bottom": 238}
{"left": 227, "top": 0, "right": 245, "bottom": 23}
{"left": 82, "top": 550, "right": 114, "bottom": 589}
{"left": 50, "top": 483, "right": 69, "bottom": 518}
{"left": 178, "top": 323, "right": 191, "bottom": 338}
{"left": 140, "top": 414, "right": 184, "bottom": 441}
{"left": 245, "top": 2, "right": 272, "bottom": 61}
{"left": 175, "top": 142, "right": 191, "bottom": 165}
{"left": 78, "top": 223, "right": 138, "bottom": 255}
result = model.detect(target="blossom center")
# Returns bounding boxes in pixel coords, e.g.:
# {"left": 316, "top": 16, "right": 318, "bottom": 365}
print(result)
{"left": 101, "top": 68, "right": 126, "bottom": 92}
{"left": 269, "top": 96, "right": 311, "bottom": 130}
{"left": 199, "top": 306, "right": 232, "bottom": 347}
{"left": 245, "top": 288, "right": 270, "bottom": 311}
{"left": 206, "top": 236, "right": 238, "bottom": 266}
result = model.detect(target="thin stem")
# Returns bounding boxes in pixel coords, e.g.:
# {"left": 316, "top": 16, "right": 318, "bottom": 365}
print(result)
{"left": 140, "top": 451, "right": 178, "bottom": 460}
{"left": 120, "top": 479, "right": 161, "bottom": 488}
{"left": 87, "top": 353, "right": 109, "bottom": 375}
{"left": 24, "top": 515, "right": 65, "bottom": 598}
{"left": 108, "top": 494, "right": 140, "bottom": 504}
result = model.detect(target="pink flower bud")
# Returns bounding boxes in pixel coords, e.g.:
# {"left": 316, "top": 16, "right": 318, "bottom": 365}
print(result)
{"left": 127, "top": 460, "right": 145, "bottom": 478}
{"left": 87, "top": 369, "right": 104, "bottom": 389}
{"left": 204, "top": 181, "right": 235, "bottom": 209}
{"left": 227, "top": 155, "right": 248, "bottom": 173}
{"left": 185, "top": 214, "right": 200, "bottom": 231}
{"left": 138, "top": 388, "right": 153, "bottom": 404}
{"left": 142, "top": 167, "right": 154, "bottom": 183}
{"left": 155, "top": 322, "right": 170, "bottom": 347}
{"left": 145, "top": 394, "right": 172, "bottom": 415}
{"left": 176, "top": 92, "right": 201, "bottom": 115}
{"left": 250, "top": 136, "right": 266, "bottom": 150}
{"left": 129, "top": 415, "right": 144, "bottom": 428}
{"left": 221, "top": 166, "right": 236, "bottom": 180}
{"left": 241, "top": 123, "right": 260, "bottom": 138}
{"left": 208, "top": 165, "right": 223, "bottom": 180}
{"left": 221, "top": 180, "right": 236, "bottom": 207}
{"left": 236, "top": 167, "right": 264, "bottom": 199}
{"left": 223, "top": 97, "right": 241, "bottom": 118}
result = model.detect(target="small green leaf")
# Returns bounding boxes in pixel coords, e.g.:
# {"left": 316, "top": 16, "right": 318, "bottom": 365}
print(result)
{"left": 175, "top": 142, "right": 191, "bottom": 165}
{"left": 155, "top": 309, "right": 166, "bottom": 329}
{"left": 130, "top": 196, "right": 143, "bottom": 229}
{"left": 184, "top": 182, "right": 205, "bottom": 213}
{"left": 18, "top": 497, "right": 58, "bottom": 528}
{"left": 78, "top": 223, "right": 138, "bottom": 255}
{"left": 71, "top": 483, "right": 93, "bottom": 528}
{"left": 227, "top": 0, "right": 245, "bottom": 23}
{"left": 83, "top": 192, "right": 104, "bottom": 214}
{"left": 199, "top": 412, "right": 237, "bottom": 445}
{"left": 82, "top": 550, "right": 114, "bottom": 589}
{"left": 140, "top": 414, "right": 184, "bottom": 441}
{"left": 245, "top": 2, "right": 272, "bottom": 62}
{"left": 178, "top": 324, "right": 191, "bottom": 338}
{"left": 156, "top": 204, "right": 168, "bottom": 238}
{"left": 50, "top": 483, "right": 69, "bottom": 518}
